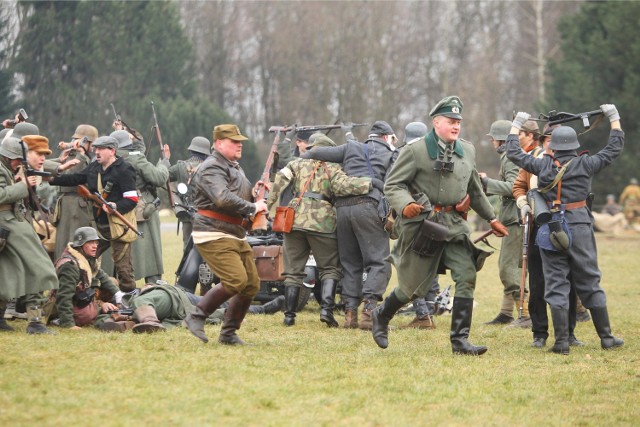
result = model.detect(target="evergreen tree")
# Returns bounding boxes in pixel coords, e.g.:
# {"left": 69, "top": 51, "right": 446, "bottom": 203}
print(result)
{"left": 0, "top": 8, "right": 15, "bottom": 118}
{"left": 11, "top": 0, "right": 255, "bottom": 170}
{"left": 545, "top": 1, "right": 640, "bottom": 199}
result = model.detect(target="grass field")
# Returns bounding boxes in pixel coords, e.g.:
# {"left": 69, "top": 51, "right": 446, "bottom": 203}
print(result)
{"left": 1, "top": 226, "right": 639, "bottom": 426}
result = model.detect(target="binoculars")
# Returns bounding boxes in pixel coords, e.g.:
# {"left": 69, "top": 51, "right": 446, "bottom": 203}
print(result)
{"left": 433, "top": 159, "right": 455, "bottom": 172}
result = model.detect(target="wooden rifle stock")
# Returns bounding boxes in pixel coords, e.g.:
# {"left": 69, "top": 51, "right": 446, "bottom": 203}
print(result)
{"left": 472, "top": 228, "right": 497, "bottom": 247}
{"left": 251, "top": 129, "right": 282, "bottom": 231}
{"left": 518, "top": 213, "right": 532, "bottom": 319}
{"left": 149, "top": 101, "right": 174, "bottom": 208}
{"left": 76, "top": 185, "right": 142, "bottom": 236}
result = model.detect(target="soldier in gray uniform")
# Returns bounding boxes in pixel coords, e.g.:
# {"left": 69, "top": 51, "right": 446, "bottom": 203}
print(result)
{"left": 268, "top": 133, "right": 377, "bottom": 327}
{"left": 168, "top": 136, "right": 211, "bottom": 247}
{"left": 0, "top": 136, "right": 58, "bottom": 334}
{"left": 506, "top": 106, "right": 624, "bottom": 355}
{"left": 302, "top": 121, "right": 397, "bottom": 330}
{"left": 101, "top": 130, "right": 169, "bottom": 284}
{"left": 480, "top": 120, "right": 531, "bottom": 328}
{"left": 371, "top": 96, "right": 508, "bottom": 355}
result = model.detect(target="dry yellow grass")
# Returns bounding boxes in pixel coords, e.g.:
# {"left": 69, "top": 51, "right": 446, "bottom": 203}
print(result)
{"left": 1, "top": 227, "right": 638, "bottom": 426}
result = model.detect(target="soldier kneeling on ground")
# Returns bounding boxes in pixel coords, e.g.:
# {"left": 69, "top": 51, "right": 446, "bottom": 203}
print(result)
{"left": 49, "top": 226, "right": 120, "bottom": 330}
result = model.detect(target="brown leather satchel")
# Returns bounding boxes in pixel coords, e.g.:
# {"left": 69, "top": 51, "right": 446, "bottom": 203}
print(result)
{"left": 272, "top": 162, "right": 323, "bottom": 233}
{"left": 272, "top": 206, "right": 295, "bottom": 233}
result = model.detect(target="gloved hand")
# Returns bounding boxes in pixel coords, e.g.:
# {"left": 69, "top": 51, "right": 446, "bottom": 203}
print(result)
{"left": 511, "top": 112, "right": 531, "bottom": 130}
{"left": 341, "top": 122, "right": 354, "bottom": 133}
{"left": 520, "top": 204, "right": 532, "bottom": 222}
{"left": 600, "top": 104, "right": 620, "bottom": 122}
{"left": 402, "top": 202, "right": 423, "bottom": 218}
{"left": 490, "top": 219, "right": 509, "bottom": 237}
{"left": 371, "top": 178, "right": 385, "bottom": 192}
{"left": 284, "top": 125, "right": 297, "bottom": 142}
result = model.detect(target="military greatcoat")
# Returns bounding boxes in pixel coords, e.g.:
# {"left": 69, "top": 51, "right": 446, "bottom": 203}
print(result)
{"left": 384, "top": 130, "right": 495, "bottom": 302}
{"left": 0, "top": 157, "right": 58, "bottom": 301}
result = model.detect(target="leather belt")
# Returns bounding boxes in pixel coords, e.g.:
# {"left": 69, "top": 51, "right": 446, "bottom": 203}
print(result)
{"left": 549, "top": 200, "right": 587, "bottom": 211}
{"left": 564, "top": 200, "right": 587, "bottom": 210}
{"left": 0, "top": 204, "right": 12, "bottom": 212}
{"left": 295, "top": 191, "right": 331, "bottom": 202}
{"left": 197, "top": 209, "right": 249, "bottom": 227}
{"left": 433, "top": 204, "right": 455, "bottom": 213}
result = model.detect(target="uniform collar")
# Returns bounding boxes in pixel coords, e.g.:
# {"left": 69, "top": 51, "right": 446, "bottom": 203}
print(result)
{"left": 425, "top": 129, "right": 464, "bottom": 159}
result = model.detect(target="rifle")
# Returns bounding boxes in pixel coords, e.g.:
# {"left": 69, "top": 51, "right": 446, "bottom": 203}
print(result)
{"left": 4, "top": 108, "right": 28, "bottom": 128}
{"left": 76, "top": 185, "right": 143, "bottom": 237}
{"left": 433, "top": 285, "right": 451, "bottom": 316}
{"left": 522, "top": 109, "right": 605, "bottom": 130}
{"left": 106, "top": 308, "right": 134, "bottom": 316}
{"left": 472, "top": 228, "right": 498, "bottom": 249}
{"left": 269, "top": 123, "right": 368, "bottom": 135}
{"left": 110, "top": 103, "right": 143, "bottom": 141}
{"left": 251, "top": 128, "right": 283, "bottom": 231}
{"left": 519, "top": 212, "right": 532, "bottom": 319}
{"left": 148, "top": 101, "right": 174, "bottom": 208}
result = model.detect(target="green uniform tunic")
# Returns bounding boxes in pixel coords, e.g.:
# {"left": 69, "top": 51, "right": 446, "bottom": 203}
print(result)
{"left": 384, "top": 131, "right": 495, "bottom": 301}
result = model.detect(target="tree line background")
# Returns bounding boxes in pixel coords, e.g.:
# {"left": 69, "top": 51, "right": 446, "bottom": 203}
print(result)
{"left": 0, "top": 0, "right": 637, "bottom": 201}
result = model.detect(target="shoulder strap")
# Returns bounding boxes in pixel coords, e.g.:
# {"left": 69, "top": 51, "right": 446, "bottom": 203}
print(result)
{"left": 538, "top": 159, "right": 573, "bottom": 194}
{"left": 293, "top": 162, "right": 322, "bottom": 209}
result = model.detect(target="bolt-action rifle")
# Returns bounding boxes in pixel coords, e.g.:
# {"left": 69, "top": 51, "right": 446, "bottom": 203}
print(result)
{"left": 519, "top": 211, "right": 532, "bottom": 319}
{"left": 251, "top": 127, "right": 284, "bottom": 232}
{"left": 110, "top": 103, "right": 143, "bottom": 141}
{"left": 273, "top": 123, "right": 368, "bottom": 134}
{"left": 76, "top": 185, "right": 143, "bottom": 237}
{"left": 148, "top": 101, "right": 174, "bottom": 208}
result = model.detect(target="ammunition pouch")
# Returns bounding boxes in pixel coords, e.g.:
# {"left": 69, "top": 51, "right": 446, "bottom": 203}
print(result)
{"left": 536, "top": 211, "right": 572, "bottom": 252}
{"left": 527, "top": 189, "right": 552, "bottom": 225}
{"left": 410, "top": 218, "right": 449, "bottom": 257}
{"left": 72, "top": 287, "right": 96, "bottom": 309}
{"left": 0, "top": 225, "right": 9, "bottom": 254}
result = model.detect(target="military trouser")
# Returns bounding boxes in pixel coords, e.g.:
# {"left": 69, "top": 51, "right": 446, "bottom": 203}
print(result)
{"left": 542, "top": 223, "right": 607, "bottom": 310}
{"left": 394, "top": 235, "right": 477, "bottom": 303}
{"left": 196, "top": 238, "right": 259, "bottom": 298}
{"left": 283, "top": 229, "right": 341, "bottom": 288}
{"left": 499, "top": 223, "right": 527, "bottom": 299}
{"left": 336, "top": 202, "right": 391, "bottom": 308}
{"left": 96, "top": 224, "right": 136, "bottom": 292}
{"left": 181, "top": 221, "right": 193, "bottom": 249}
{"left": 130, "top": 289, "right": 173, "bottom": 321}
{"left": 528, "top": 225, "right": 577, "bottom": 340}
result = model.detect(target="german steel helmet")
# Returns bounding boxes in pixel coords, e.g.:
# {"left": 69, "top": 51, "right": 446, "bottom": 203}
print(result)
{"left": 73, "top": 124, "right": 99, "bottom": 142}
{"left": 549, "top": 126, "right": 580, "bottom": 151}
{"left": 72, "top": 226, "right": 101, "bottom": 247}
{"left": 187, "top": 136, "right": 211, "bottom": 155}
{"left": 0, "top": 136, "right": 24, "bottom": 159}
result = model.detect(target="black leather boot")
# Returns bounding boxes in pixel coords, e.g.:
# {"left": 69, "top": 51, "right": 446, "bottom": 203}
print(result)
{"left": 450, "top": 297, "right": 487, "bottom": 355}
{"left": 549, "top": 307, "right": 570, "bottom": 355}
{"left": 219, "top": 294, "right": 253, "bottom": 345}
{"left": 185, "top": 283, "right": 234, "bottom": 343}
{"left": 590, "top": 306, "right": 624, "bottom": 349}
{"left": 319, "top": 279, "right": 339, "bottom": 328}
{"left": 371, "top": 290, "right": 405, "bottom": 349}
{"left": 249, "top": 295, "right": 284, "bottom": 315}
{"left": 283, "top": 286, "right": 300, "bottom": 326}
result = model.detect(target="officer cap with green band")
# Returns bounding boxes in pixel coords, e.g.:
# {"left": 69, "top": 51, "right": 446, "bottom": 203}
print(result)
{"left": 429, "top": 96, "right": 464, "bottom": 120}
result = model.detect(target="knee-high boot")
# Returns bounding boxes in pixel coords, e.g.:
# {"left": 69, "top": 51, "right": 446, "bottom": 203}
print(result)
{"left": 184, "top": 283, "right": 234, "bottom": 343}
{"left": 283, "top": 286, "right": 300, "bottom": 326}
{"left": 219, "top": 294, "right": 253, "bottom": 345}
{"left": 450, "top": 297, "right": 487, "bottom": 355}
{"left": 590, "top": 306, "right": 624, "bottom": 349}
{"left": 319, "top": 279, "right": 339, "bottom": 328}
{"left": 549, "top": 307, "right": 570, "bottom": 355}
{"left": 371, "top": 290, "right": 405, "bottom": 349}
